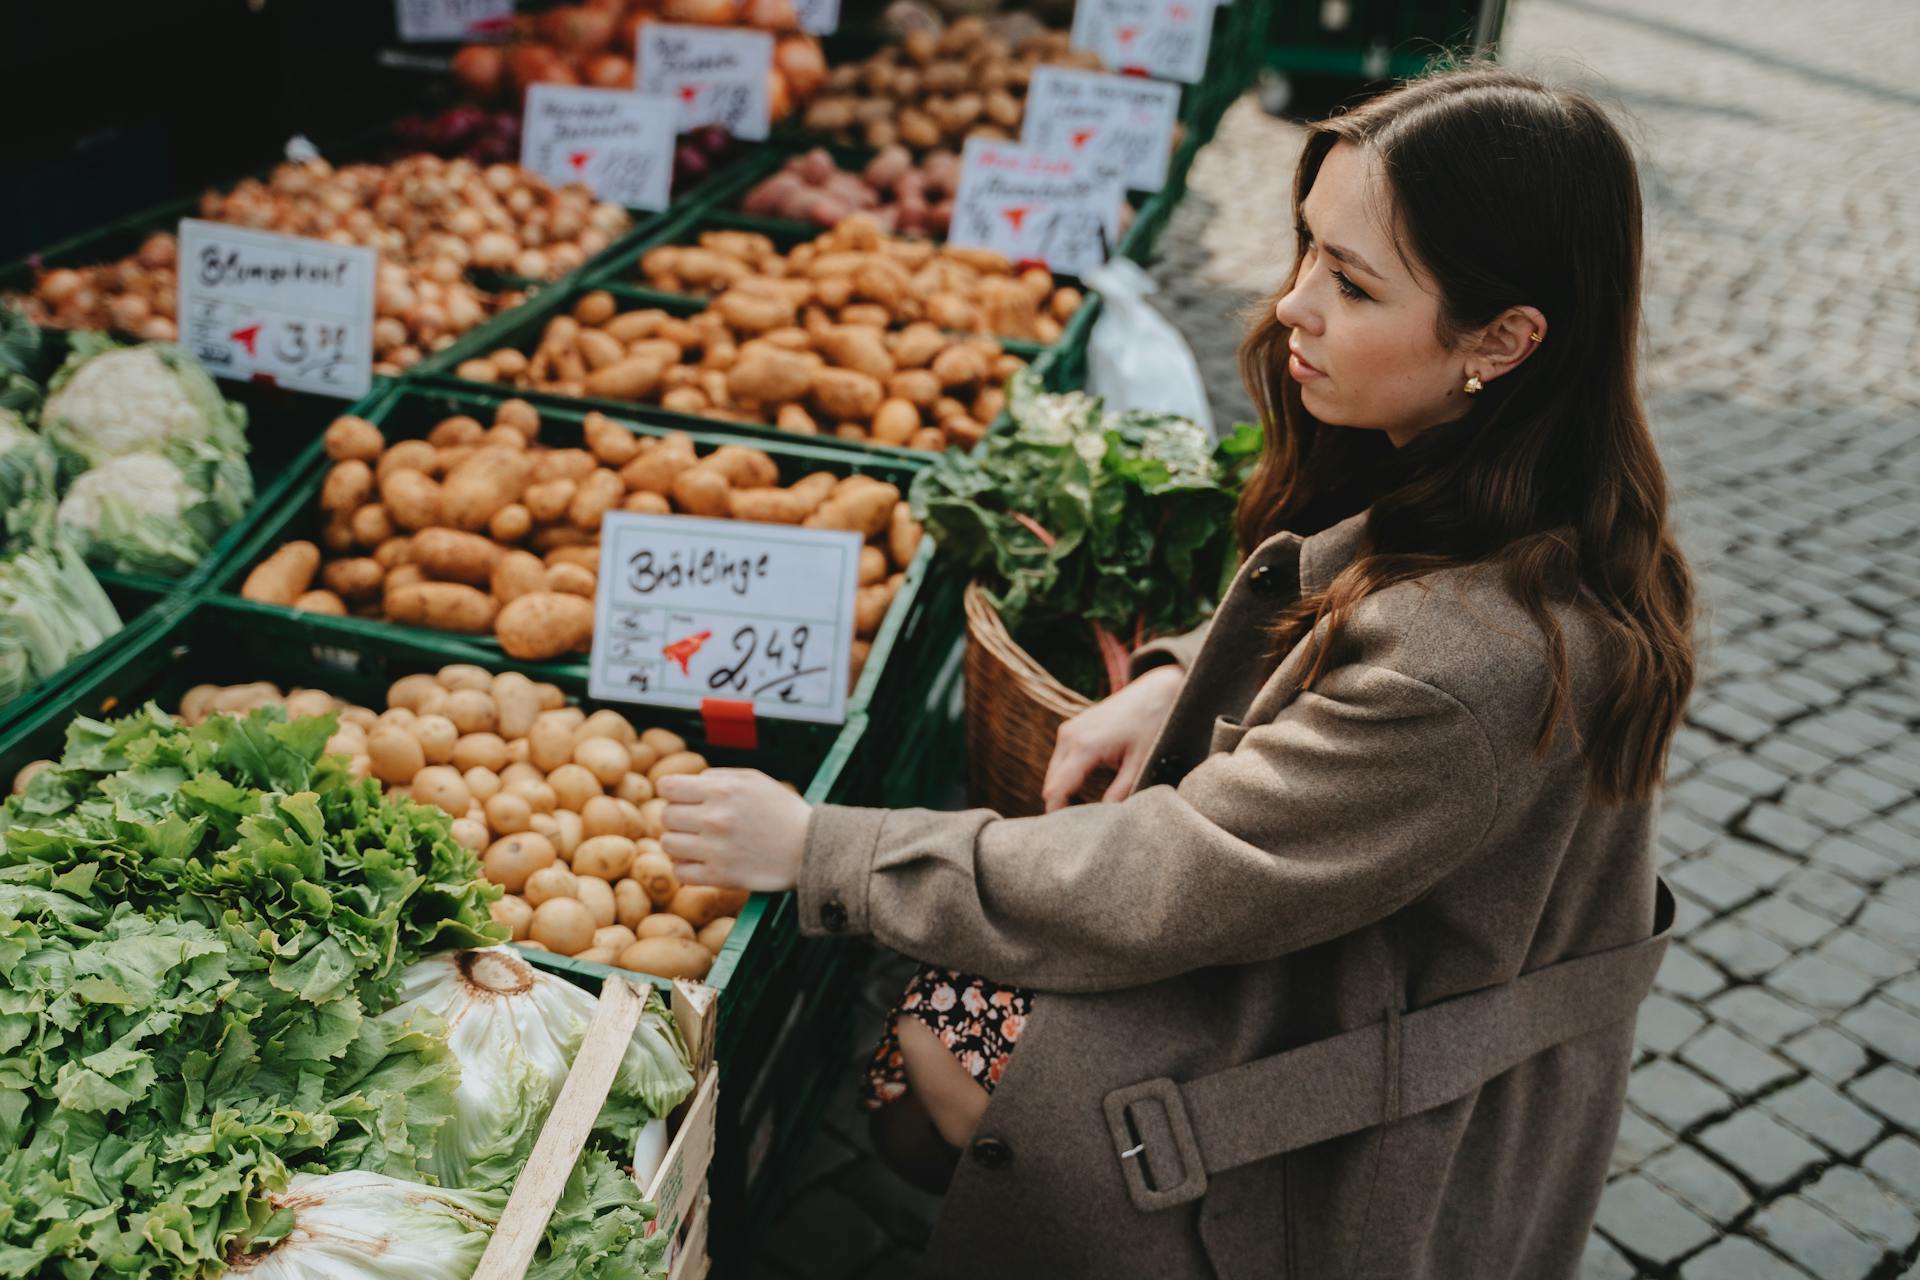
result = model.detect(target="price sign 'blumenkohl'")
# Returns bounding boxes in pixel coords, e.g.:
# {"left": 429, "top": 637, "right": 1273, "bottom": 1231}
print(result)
{"left": 393, "top": 0, "right": 515, "bottom": 41}
{"left": 947, "top": 139, "right": 1125, "bottom": 277}
{"left": 1022, "top": 66, "right": 1183, "bottom": 193}
{"left": 1069, "top": 0, "right": 1212, "bottom": 83}
{"left": 589, "top": 512, "right": 862, "bottom": 725}
{"left": 522, "top": 85, "right": 677, "bottom": 212}
{"left": 637, "top": 24, "right": 775, "bottom": 142}
{"left": 176, "top": 220, "right": 377, "bottom": 399}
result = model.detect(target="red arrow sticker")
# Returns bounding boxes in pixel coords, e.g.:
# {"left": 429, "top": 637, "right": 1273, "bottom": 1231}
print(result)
{"left": 1116, "top": 25, "right": 1139, "bottom": 43}
{"left": 1071, "top": 129, "right": 1096, "bottom": 149}
{"left": 1169, "top": 3, "right": 1192, "bottom": 19}
{"left": 229, "top": 323, "right": 262, "bottom": 356}
{"left": 470, "top": 14, "right": 513, "bottom": 34}
{"left": 678, "top": 84, "right": 701, "bottom": 104}
{"left": 569, "top": 150, "right": 593, "bottom": 170}
{"left": 1001, "top": 206, "right": 1032, "bottom": 232}
{"left": 663, "top": 630, "right": 712, "bottom": 674}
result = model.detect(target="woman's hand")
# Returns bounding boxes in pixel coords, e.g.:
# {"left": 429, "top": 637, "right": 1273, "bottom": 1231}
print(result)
{"left": 1041, "top": 663, "right": 1187, "bottom": 812}
{"left": 658, "top": 769, "right": 812, "bottom": 892}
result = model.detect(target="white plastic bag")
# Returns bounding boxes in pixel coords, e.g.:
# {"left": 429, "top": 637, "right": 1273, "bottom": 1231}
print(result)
{"left": 1083, "top": 258, "right": 1215, "bottom": 436}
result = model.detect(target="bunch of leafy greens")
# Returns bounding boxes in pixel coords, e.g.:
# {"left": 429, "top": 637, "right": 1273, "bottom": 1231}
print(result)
{"left": 0, "top": 704, "right": 505, "bottom": 1279}
{"left": 912, "top": 370, "right": 1262, "bottom": 697}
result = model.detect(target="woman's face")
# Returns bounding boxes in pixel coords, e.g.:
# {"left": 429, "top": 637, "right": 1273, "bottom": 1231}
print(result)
{"left": 1273, "top": 140, "right": 1471, "bottom": 446}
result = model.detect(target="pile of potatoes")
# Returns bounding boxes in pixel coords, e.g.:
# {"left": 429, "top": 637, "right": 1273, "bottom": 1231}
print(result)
{"left": 238, "top": 403, "right": 921, "bottom": 680}
{"left": 154, "top": 668, "right": 747, "bottom": 981}
{"left": 802, "top": 18, "right": 1100, "bottom": 152}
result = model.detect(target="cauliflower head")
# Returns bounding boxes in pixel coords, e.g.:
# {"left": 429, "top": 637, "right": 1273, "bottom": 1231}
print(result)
{"left": 42, "top": 342, "right": 245, "bottom": 468}
{"left": 56, "top": 453, "right": 194, "bottom": 535}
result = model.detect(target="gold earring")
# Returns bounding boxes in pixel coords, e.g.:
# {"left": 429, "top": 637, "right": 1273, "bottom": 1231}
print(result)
{"left": 1463, "top": 374, "right": 1483, "bottom": 395}
{"left": 1528, "top": 332, "right": 1542, "bottom": 344}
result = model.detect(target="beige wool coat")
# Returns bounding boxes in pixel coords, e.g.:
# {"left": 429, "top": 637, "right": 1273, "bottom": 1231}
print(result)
{"left": 799, "top": 510, "right": 1675, "bottom": 1280}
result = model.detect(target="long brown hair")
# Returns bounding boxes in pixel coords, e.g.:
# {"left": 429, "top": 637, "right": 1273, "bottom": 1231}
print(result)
{"left": 1239, "top": 67, "right": 1694, "bottom": 804}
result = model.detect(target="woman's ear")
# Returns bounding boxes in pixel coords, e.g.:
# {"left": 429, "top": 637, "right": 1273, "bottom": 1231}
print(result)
{"left": 1471, "top": 305, "right": 1548, "bottom": 385}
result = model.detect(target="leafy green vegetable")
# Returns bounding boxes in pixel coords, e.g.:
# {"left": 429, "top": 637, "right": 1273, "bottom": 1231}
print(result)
{"left": 0, "top": 537, "right": 123, "bottom": 704}
{"left": 0, "top": 704, "right": 506, "bottom": 1279}
{"left": 527, "top": 1148, "right": 672, "bottom": 1280}
{"left": 912, "top": 370, "right": 1261, "bottom": 696}
{"left": 219, "top": 1170, "right": 506, "bottom": 1280}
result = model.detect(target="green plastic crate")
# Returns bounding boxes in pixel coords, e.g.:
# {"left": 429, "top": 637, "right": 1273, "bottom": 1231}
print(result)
{"left": 1263, "top": 0, "right": 1505, "bottom": 82}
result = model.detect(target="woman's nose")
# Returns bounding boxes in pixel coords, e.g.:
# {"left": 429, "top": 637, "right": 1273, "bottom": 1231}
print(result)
{"left": 1274, "top": 281, "right": 1318, "bottom": 335}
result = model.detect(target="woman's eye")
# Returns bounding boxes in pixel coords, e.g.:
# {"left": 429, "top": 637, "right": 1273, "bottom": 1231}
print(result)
{"left": 1332, "top": 270, "right": 1369, "bottom": 301}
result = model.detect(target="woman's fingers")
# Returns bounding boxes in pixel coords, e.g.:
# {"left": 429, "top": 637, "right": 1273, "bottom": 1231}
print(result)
{"left": 660, "top": 802, "right": 705, "bottom": 834}
{"left": 671, "top": 861, "right": 716, "bottom": 886}
{"left": 655, "top": 772, "right": 717, "bottom": 804}
{"left": 1042, "top": 747, "right": 1091, "bottom": 812}
{"left": 659, "top": 830, "right": 708, "bottom": 862}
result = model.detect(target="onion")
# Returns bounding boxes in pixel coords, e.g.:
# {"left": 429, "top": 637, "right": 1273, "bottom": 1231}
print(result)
{"left": 37, "top": 268, "right": 84, "bottom": 304}
{"left": 512, "top": 249, "right": 551, "bottom": 278}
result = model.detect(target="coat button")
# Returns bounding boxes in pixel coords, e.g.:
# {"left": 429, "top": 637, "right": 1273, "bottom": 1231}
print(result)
{"left": 1248, "top": 563, "right": 1281, "bottom": 594}
{"left": 970, "top": 1137, "right": 1012, "bottom": 1170}
{"left": 1154, "top": 751, "right": 1186, "bottom": 776}
{"left": 819, "top": 899, "right": 849, "bottom": 932}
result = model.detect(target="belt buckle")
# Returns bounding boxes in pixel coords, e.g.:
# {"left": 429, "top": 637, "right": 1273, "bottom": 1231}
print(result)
{"left": 1103, "top": 1077, "right": 1208, "bottom": 1211}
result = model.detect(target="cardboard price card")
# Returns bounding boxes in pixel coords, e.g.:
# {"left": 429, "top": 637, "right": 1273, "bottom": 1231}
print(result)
{"left": 794, "top": 0, "right": 842, "bottom": 35}
{"left": 523, "top": 85, "right": 676, "bottom": 211}
{"left": 1069, "top": 0, "right": 1212, "bottom": 83}
{"left": 637, "top": 25, "right": 775, "bottom": 141}
{"left": 393, "top": 0, "right": 514, "bottom": 41}
{"left": 589, "top": 513, "right": 862, "bottom": 724}
{"left": 1022, "top": 66, "right": 1183, "bottom": 193}
{"left": 946, "top": 139, "right": 1125, "bottom": 277}
{"left": 176, "top": 220, "right": 377, "bottom": 399}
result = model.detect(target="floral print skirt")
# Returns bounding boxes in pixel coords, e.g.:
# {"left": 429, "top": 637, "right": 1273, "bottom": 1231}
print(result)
{"left": 862, "top": 965, "right": 1036, "bottom": 1110}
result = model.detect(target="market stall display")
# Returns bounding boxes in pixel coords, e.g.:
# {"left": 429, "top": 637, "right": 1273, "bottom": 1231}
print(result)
{"left": 741, "top": 146, "right": 963, "bottom": 237}
{"left": 235, "top": 400, "right": 921, "bottom": 671}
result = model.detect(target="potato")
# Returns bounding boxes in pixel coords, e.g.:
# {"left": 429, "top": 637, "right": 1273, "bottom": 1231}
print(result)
{"left": 671, "top": 465, "right": 733, "bottom": 518}
{"left": 489, "top": 503, "right": 533, "bottom": 543}
{"left": 485, "top": 790, "right": 534, "bottom": 835}
{"left": 321, "top": 460, "right": 375, "bottom": 515}
{"left": 615, "top": 772, "right": 655, "bottom": 806}
{"left": 548, "top": 763, "right": 602, "bottom": 811}
{"left": 524, "top": 480, "right": 578, "bottom": 522}
{"left": 668, "top": 885, "right": 729, "bottom": 929}
{"left": 581, "top": 411, "right": 641, "bottom": 467}
{"left": 324, "top": 415, "right": 384, "bottom": 463}
{"left": 348, "top": 503, "right": 396, "bottom": 549}
{"left": 568, "top": 468, "right": 625, "bottom": 531}
{"left": 293, "top": 589, "right": 347, "bottom": 615}
{"left": 529, "top": 811, "right": 561, "bottom": 840}
{"left": 529, "top": 710, "right": 579, "bottom": 773}
{"left": 438, "top": 689, "right": 494, "bottom": 736}
{"left": 872, "top": 398, "right": 920, "bottom": 446}
{"left": 386, "top": 582, "right": 496, "bottom": 634}
{"left": 715, "top": 289, "right": 797, "bottom": 334}
{"left": 619, "top": 937, "right": 712, "bottom": 979}
{"left": 805, "top": 478, "right": 900, "bottom": 537}
{"left": 495, "top": 592, "right": 596, "bottom": 661}
{"left": 412, "top": 528, "right": 501, "bottom": 587}
{"left": 632, "top": 844, "right": 679, "bottom": 906}
{"left": 379, "top": 468, "right": 443, "bottom": 531}
{"left": 585, "top": 354, "right": 667, "bottom": 400}
{"left": 525, "top": 864, "right": 578, "bottom": 907}
{"left": 407, "top": 712, "right": 456, "bottom": 763}
{"left": 545, "top": 562, "right": 597, "bottom": 598}
{"left": 530, "top": 896, "right": 597, "bottom": 955}
{"left": 819, "top": 326, "right": 895, "bottom": 381}
{"left": 489, "top": 672, "right": 540, "bottom": 740}
{"left": 860, "top": 545, "right": 889, "bottom": 587}
{"left": 492, "top": 894, "right": 534, "bottom": 941}
{"left": 614, "top": 878, "right": 652, "bottom": 929}
{"left": 373, "top": 535, "right": 413, "bottom": 569}
{"left": 594, "top": 924, "right": 638, "bottom": 953}
{"left": 576, "top": 875, "right": 617, "bottom": 928}
{"left": 367, "top": 726, "right": 426, "bottom": 786}
{"left": 697, "top": 917, "right": 735, "bottom": 953}
{"left": 555, "top": 735, "right": 626, "bottom": 788}
{"left": 726, "top": 344, "right": 817, "bottom": 405}
{"left": 812, "top": 369, "right": 884, "bottom": 422}
{"left": 411, "top": 765, "right": 471, "bottom": 816}
{"left": 462, "top": 765, "right": 503, "bottom": 804}
{"left": 486, "top": 549, "right": 545, "bottom": 607}
{"left": 636, "top": 913, "right": 696, "bottom": 941}
{"left": 573, "top": 834, "right": 636, "bottom": 881}
{"left": 648, "top": 751, "right": 708, "bottom": 786}
{"left": 242, "top": 541, "right": 321, "bottom": 606}
{"left": 627, "top": 741, "right": 662, "bottom": 777}
{"left": 577, "top": 794, "right": 625, "bottom": 840}
{"left": 508, "top": 776, "right": 559, "bottom": 815}
{"left": 376, "top": 439, "right": 437, "bottom": 480}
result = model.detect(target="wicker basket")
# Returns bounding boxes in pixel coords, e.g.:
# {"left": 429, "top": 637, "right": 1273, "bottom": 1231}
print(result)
{"left": 963, "top": 581, "right": 1113, "bottom": 818}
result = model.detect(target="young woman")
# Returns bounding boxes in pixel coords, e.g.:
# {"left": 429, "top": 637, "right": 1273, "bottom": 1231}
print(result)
{"left": 659, "top": 66, "right": 1696, "bottom": 1279}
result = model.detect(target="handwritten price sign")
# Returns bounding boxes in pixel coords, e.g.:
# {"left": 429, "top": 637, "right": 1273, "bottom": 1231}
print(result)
{"left": 1022, "top": 67, "right": 1182, "bottom": 192}
{"left": 947, "top": 139, "right": 1125, "bottom": 277}
{"left": 176, "top": 220, "right": 377, "bottom": 398}
{"left": 1069, "top": 0, "right": 1212, "bottom": 83}
{"left": 793, "top": 0, "right": 842, "bottom": 35}
{"left": 393, "top": 0, "right": 514, "bottom": 41}
{"left": 637, "top": 25, "right": 774, "bottom": 141}
{"left": 523, "top": 85, "right": 676, "bottom": 211}
{"left": 588, "top": 513, "right": 862, "bottom": 724}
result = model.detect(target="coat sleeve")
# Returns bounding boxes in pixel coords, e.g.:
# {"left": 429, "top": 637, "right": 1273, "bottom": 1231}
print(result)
{"left": 1128, "top": 616, "right": 1213, "bottom": 678}
{"left": 797, "top": 661, "right": 1501, "bottom": 992}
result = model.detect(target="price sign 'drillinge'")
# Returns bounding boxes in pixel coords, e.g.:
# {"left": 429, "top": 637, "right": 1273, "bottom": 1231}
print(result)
{"left": 1069, "top": 0, "right": 1212, "bottom": 83}
{"left": 589, "top": 512, "right": 862, "bottom": 725}
{"left": 522, "top": 85, "right": 677, "bottom": 211}
{"left": 394, "top": 0, "right": 515, "bottom": 41}
{"left": 176, "top": 220, "right": 377, "bottom": 399}
{"left": 1022, "top": 66, "right": 1183, "bottom": 193}
{"left": 637, "top": 25, "right": 775, "bottom": 142}
{"left": 947, "top": 139, "right": 1125, "bottom": 278}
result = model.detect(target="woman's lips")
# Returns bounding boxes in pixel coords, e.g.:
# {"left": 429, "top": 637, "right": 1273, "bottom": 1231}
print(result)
{"left": 1288, "top": 346, "right": 1326, "bottom": 381}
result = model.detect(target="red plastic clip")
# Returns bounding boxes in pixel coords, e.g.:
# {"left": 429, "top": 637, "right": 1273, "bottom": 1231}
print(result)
{"left": 1120, "top": 66, "right": 1151, "bottom": 78}
{"left": 1013, "top": 257, "right": 1051, "bottom": 275}
{"left": 701, "top": 698, "right": 758, "bottom": 750}
{"left": 248, "top": 371, "right": 280, "bottom": 387}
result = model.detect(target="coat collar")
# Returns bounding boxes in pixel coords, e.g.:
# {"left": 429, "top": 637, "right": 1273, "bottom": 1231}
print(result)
{"left": 1247, "top": 510, "right": 1371, "bottom": 596}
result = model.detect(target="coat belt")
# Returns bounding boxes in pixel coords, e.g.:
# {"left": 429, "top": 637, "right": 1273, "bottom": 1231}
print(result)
{"left": 1102, "top": 880, "right": 1676, "bottom": 1212}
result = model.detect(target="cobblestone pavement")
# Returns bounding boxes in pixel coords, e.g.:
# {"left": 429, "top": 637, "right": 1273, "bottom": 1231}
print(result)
{"left": 746, "top": 1, "right": 1920, "bottom": 1276}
